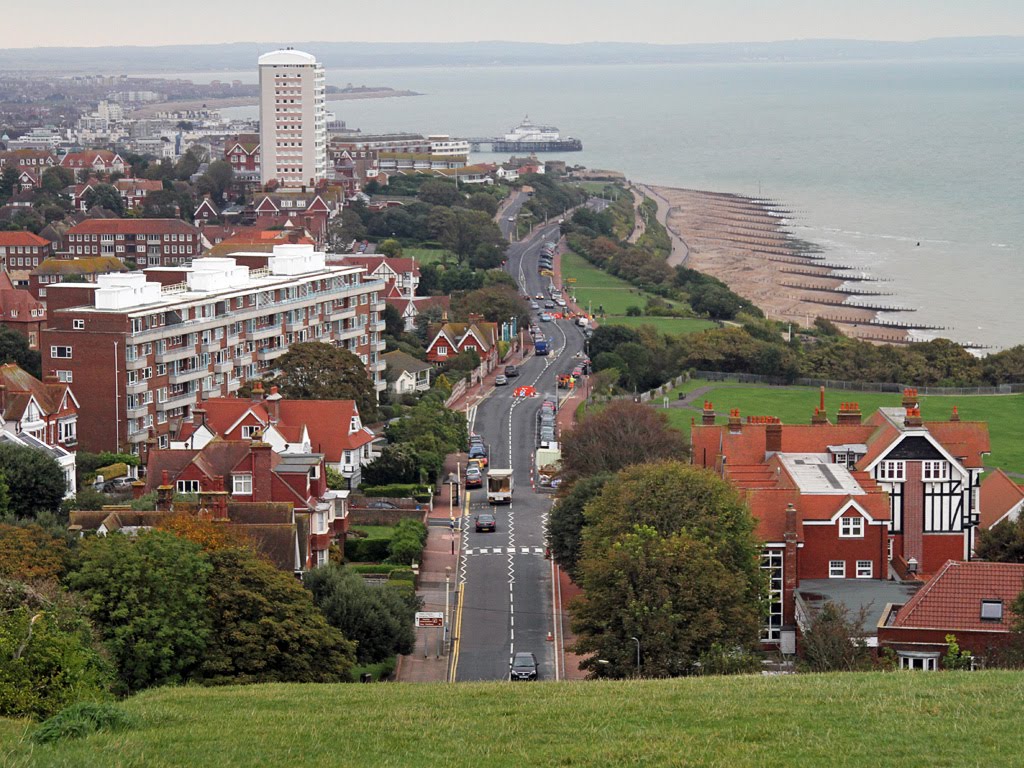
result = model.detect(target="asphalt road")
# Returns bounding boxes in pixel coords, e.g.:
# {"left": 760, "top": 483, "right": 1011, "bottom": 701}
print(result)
{"left": 454, "top": 218, "right": 588, "bottom": 683}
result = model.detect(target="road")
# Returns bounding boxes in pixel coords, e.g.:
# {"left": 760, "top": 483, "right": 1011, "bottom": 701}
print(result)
{"left": 453, "top": 218, "right": 588, "bottom": 683}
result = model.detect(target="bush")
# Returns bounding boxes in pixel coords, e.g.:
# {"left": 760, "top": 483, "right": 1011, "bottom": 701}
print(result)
{"left": 345, "top": 537, "right": 391, "bottom": 563}
{"left": 387, "top": 519, "right": 428, "bottom": 565}
{"left": 361, "top": 484, "right": 422, "bottom": 498}
{"left": 31, "top": 702, "right": 135, "bottom": 744}
{"left": 625, "top": 305, "right": 642, "bottom": 316}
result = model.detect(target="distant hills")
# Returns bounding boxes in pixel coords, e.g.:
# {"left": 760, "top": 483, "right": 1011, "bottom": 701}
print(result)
{"left": 2, "top": 37, "right": 1023, "bottom": 73}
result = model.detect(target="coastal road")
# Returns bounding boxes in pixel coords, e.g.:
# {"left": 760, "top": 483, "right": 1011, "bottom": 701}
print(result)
{"left": 453, "top": 220, "right": 587, "bottom": 682}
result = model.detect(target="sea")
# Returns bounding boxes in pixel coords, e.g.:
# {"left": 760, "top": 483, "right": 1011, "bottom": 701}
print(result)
{"left": 171, "top": 59, "right": 1024, "bottom": 351}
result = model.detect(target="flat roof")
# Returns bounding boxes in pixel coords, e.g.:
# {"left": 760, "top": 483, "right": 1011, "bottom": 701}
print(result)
{"left": 778, "top": 453, "right": 865, "bottom": 495}
{"left": 798, "top": 579, "right": 921, "bottom": 634}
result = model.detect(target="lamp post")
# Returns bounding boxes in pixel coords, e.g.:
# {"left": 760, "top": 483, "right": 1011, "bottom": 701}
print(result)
{"left": 630, "top": 636, "right": 641, "bottom": 677}
{"left": 445, "top": 566, "right": 452, "bottom": 659}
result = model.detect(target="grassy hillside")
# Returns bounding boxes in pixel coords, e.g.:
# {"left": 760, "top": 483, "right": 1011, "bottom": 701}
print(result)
{"left": 663, "top": 382, "right": 1024, "bottom": 473}
{"left": 5, "top": 672, "right": 1024, "bottom": 766}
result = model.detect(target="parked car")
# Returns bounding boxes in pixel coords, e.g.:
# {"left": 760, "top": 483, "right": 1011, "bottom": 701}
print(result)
{"left": 495, "top": 374, "right": 508, "bottom": 386}
{"left": 103, "top": 476, "right": 136, "bottom": 492}
{"left": 544, "top": 301, "right": 554, "bottom": 309}
{"left": 475, "top": 512, "right": 497, "bottom": 532}
{"left": 364, "top": 500, "right": 398, "bottom": 509}
{"left": 510, "top": 651, "right": 538, "bottom": 680}
{"left": 465, "top": 467, "right": 483, "bottom": 488}
{"left": 466, "top": 459, "right": 483, "bottom": 473}
{"left": 530, "top": 302, "right": 540, "bottom": 310}
{"left": 469, "top": 443, "right": 489, "bottom": 466}
{"left": 504, "top": 365, "right": 520, "bottom": 377}
{"left": 540, "top": 313, "right": 551, "bottom": 322}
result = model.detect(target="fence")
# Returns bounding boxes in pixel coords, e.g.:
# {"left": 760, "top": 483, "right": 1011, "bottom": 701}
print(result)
{"left": 444, "top": 378, "right": 467, "bottom": 408}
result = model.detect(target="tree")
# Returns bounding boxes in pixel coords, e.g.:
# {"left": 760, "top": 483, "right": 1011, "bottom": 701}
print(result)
{"left": 547, "top": 473, "right": 612, "bottom": 580}
{"left": 0, "top": 326, "right": 42, "bottom": 377}
{"left": 0, "top": 523, "right": 70, "bottom": 581}
{"left": 140, "top": 189, "right": 181, "bottom": 218}
{"left": 155, "top": 513, "right": 251, "bottom": 553}
{"left": 67, "top": 530, "right": 212, "bottom": 693}
{"left": 417, "top": 179, "right": 462, "bottom": 207}
{"left": 0, "top": 166, "right": 20, "bottom": 201}
{"left": 0, "top": 443, "right": 67, "bottom": 520}
{"left": 362, "top": 443, "right": 421, "bottom": 486}
{"left": 560, "top": 401, "right": 687, "bottom": 484}
{"left": 587, "top": 324, "right": 641, "bottom": 359}
{"left": 377, "top": 238, "right": 403, "bottom": 258}
{"left": 173, "top": 147, "right": 207, "bottom": 181}
{"left": 570, "top": 525, "right": 761, "bottom": 678}
{"left": 195, "top": 160, "right": 234, "bottom": 206}
{"left": 381, "top": 302, "right": 405, "bottom": 341}
{"left": 305, "top": 564, "right": 417, "bottom": 664}
{"left": 198, "top": 548, "right": 355, "bottom": 684}
{"left": 975, "top": 517, "right": 1024, "bottom": 563}
{"left": 799, "top": 601, "right": 873, "bottom": 672}
{"left": 83, "top": 183, "right": 124, "bottom": 216}
{"left": 452, "top": 284, "right": 529, "bottom": 327}
{"left": 40, "top": 165, "right": 74, "bottom": 194}
{"left": 272, "top": 342, "right": 377, "bottom": 419}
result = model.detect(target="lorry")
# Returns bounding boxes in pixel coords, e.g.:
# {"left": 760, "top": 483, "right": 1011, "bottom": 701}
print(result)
{"left": 535, "top": 339, "right": 550, "bottom": 356}
{"left": 487, "top": 469, "right": 514, "bottom": 504}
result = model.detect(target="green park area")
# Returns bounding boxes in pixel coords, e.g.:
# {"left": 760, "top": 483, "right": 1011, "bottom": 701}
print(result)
{"left": 404, "top": 247, "right": 455, "bottom": 266}
{"left": 561, "top": 250, "right": 716, "bottom": 337}
{"left": 6, "top": 672, "right": 1024, "bottom": 767}
{"left": 661, "top": 380, "right": 1024, "bottom": 474}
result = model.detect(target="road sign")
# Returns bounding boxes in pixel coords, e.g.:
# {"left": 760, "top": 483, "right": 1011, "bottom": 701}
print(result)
{"left": 415, "top": 612, "right": 444, "bottom": 628}
{"left": 566, "top": 278, "right": 577, "bottom": 283}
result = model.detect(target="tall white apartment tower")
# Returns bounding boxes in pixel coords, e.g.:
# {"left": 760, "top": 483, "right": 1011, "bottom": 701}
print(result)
{"left": 258, "top": 48, "right": 327, "bottom": 189}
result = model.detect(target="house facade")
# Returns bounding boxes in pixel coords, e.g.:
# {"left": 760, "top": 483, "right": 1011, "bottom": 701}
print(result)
{"left": 0, "top": 231, "right": 53, "bottom": 272}
{"left": 382, "top": 350, "right": 432, "bottom": 395}
{"left": 425, "top": 318, "right": 500, "bottom": 375}
{"left": 341, "top": 255, "right": 420, "bottom": 299}
{"left": 0, "top": 271, "right": 46, "bottom": 348}
{"left": 59, "top": 150, "right": 128, "bottom": 179}
{"left": 61, "top": 218, "right": 203, "bottom": 267}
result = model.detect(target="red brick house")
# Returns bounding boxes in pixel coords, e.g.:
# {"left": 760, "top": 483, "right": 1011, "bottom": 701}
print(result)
{"left": 691, "top": 389, "right": 991, "bottom": 649}
{"left": 979, "top": 469, "right": 1024, "bottom": 530}
{"left": 0, "top": 149, "right": 55, "bottom": 170}
{"left": 878, "top": 560, "right": 1024, "bottom": 668}
{"left": 425, "top": 319, "right": 499, "bottom": 373}
{"left": 0, "top": 271, "right": 46, "bottom": 348}
{"left": 29, "top": 256, "right": 128, "bottom": 300}
{"left": 342, "top": 255, "right": 420, "bottom": 299}
{"left": 252, "top": 191, "right": 335, "bottom": 245}
{"left": 172, "top": 385, "right": 377, "bottom": 487}
{"left": 225, "top": 134, "right": 261, "bottom": 190}
{"left": 59, "top": 150, "right": 128, "bottom": 180}
{"left": 141, "top": 438, "right": 347, "bottom": 569}
{"left": 61, "top": 218, "right": 202, "bottom": 266}
{"left": 0, "top": 231, "right": 53, "bottom": 272}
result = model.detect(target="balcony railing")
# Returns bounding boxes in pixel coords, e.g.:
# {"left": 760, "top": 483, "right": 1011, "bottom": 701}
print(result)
{"left": 168, "top": 368, "right": 207, "bottom": 385}
{"left": 157, "top": 392, "right": 196, "bottom": 412}
{"left": 155, "top": 346, "right": 195, "bottom": 364}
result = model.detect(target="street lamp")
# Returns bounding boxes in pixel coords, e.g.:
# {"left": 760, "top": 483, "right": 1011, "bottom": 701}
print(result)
{"left": 630, "top": 636, "right": 641, "bottom": 676}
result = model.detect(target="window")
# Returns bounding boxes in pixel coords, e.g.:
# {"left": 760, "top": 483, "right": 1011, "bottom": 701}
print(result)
{"left": 856, "top": 560, "right": 873, "bottom": 579}
{"left": 50, "top": 345, "right": 72, "bottom": 359}
{"left": 829, "top": 560, "right": 846, "bottom": 578}
{"left": 436, "top": 345, "right": 448, "bottom": 356}
{"left": 879, "top": 460, "right": 905, "bottom": 481}
{"left": 176, "top": 479, "right": 200, "bottom": 494}
{"left": 981, "top": 600, "right": 1004, "bottom": 622}
{"left": 56, "top": 370, "right": 72, "bottom": 383}
{"left": 761, "top": 550, "right": 783, "bottom": 642}
{"left": 923, "top": 461, "right": 949, "bottom": 481}
{"left": 232, "top": 474, "right": 253, "bottom": 494}
{"left": 240, "top": 425, "right": 258, "bottom": 439}
{"left": 899, "top": 653, "right": 938, "bottom": 671}
{"left": 839, "top": 516, "right": 864, "bottom": 538}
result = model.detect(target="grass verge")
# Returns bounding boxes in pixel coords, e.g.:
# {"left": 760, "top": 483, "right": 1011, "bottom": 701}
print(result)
{"left": 5, "top": 673, "right": 1024, "bottom": 766}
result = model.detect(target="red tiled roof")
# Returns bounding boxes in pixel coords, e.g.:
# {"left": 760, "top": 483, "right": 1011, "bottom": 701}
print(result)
{"left": 0, "top": 231, "right": 50, "bottom": 247}
{"left": 0, "top": 283, "right": 45, "bottom": 320}
{"left": 922, "top": 420, "right": 991, "bottom": 468}
{"left": 200, "top": 400, "right": 267, "bottom": 435}
{"left": 277, "top": 400, "right": 375, "bottom": 459}
{"left": 980, "top": 469, "right": 1024, "bottom": 530}
{"left": 67, "top": 218, "right": 198, "bottom": 235}
{"left": 890, "top": 560, "right": 1024, "bottom": 633}
{"left": 0, "top": 362, "right": 70, "bottom": 420}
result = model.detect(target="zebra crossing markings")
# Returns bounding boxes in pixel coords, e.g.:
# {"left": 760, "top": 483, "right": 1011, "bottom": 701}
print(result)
{"left": 467, "top": 547, "right": 546, "bottom": 557}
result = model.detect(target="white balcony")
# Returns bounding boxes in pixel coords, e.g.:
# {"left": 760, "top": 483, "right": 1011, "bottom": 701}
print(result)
{"left": 214, "top": 359, "right": 233, "bottom": 374}
{"left": 155, "top": 347, "right": 194, "bottom": 364}
{"left": 251, "top": 325, "right": 282, "bottom": 341}
{"left": 157, "top": 392, "right": 196, "bottom": 412}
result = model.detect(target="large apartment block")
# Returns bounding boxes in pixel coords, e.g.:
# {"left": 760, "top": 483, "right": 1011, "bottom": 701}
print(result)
{"left": 61, "top": 219, "right": 203, "bottom": 267}
{"left": 258, "top": 49, "right": 327, "bottom": 189}
{"left": 41, "top": 244, "right": 386, "bottom": 454}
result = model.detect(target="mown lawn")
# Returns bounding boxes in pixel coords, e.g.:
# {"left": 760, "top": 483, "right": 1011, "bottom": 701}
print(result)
{"left": 6, "top": 673, "right": 1024, "bottom": 767}
{"left": 404, "top": 247, "right": 455, "bottom": 266}
{"left": 663, "top": 381, "right": 1024, "bottom": 474}
{"left": 349, "top": 525, "right": 396, "bottom": 539}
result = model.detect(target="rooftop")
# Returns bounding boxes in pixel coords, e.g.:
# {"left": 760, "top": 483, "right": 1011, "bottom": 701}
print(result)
{"left": 779, "top": 453, "right": 865, "bottom": 496}
{"left": 798, "top": 579, "right": 922, "bottom": 635}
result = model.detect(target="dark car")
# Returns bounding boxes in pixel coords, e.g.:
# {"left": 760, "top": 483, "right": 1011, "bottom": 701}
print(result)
{"left": 364, "top": 500, "right": 398, "bottom": 509}
{"left": 510, "top": 651, "right": 538, "bottom": 680}
{"left": 504, "top": 364, "right": 520, "bottom": 377}
{"left": 475, "top": 513, "right": 496, "bottom": 532}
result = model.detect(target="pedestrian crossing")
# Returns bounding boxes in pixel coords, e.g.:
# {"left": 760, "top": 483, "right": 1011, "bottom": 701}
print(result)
{"left": 465, "top": 546, "right": 546, "bottom": 557}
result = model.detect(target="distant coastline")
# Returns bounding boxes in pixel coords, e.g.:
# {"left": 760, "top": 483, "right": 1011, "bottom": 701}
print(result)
{"left": 128, "top": 88, "right": 419, "bottom": 117}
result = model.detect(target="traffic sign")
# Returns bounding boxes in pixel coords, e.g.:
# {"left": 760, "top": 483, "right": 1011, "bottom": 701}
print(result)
{"left": 415, "top": 611, "right": 444, "bottom": 628}
{"left": 566, "top": 278, "right": 577, "bottom": 283}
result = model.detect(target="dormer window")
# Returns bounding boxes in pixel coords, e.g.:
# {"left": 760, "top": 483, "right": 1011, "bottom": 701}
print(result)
{"left": 922, "top": 461, "right": 949, "bottom": 481}
{"left": 879, "top": 461, "right": 905, "bottom": 481}
{"left": 839, "top": 516, "right": 864, "bottom": 538}
{"left": 349, "top": 416, "right": 360, "bottom": 433}
{"left": 981, "top": 600, "right": 1004, "bottom": 622}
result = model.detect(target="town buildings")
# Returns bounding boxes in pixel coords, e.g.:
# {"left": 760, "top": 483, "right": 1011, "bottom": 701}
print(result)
{"left": 0, "top": 362, "right": 78, "bottom": 496}
{"left": 0, "top": 271, "right": 46, "bottom": 348}
{"left": 60, "top": 219, "right": 203, "bottom": 266}
{"left": 691, "top": 390, "right": 990, "bottom": 651}
{"left": 258, "top": 49, "right": 327, "bottom": 189}
{"left": 39, "top": 243, "right": 386, "bottom": 454}
{"left": 29, "top": 256, "right": 128, "bottom": 300}
{"left": 382, "top": 350, "right": 432, "bottom": 395}
{"left": 0, "top": 231, "right": 53, "bottom": 272}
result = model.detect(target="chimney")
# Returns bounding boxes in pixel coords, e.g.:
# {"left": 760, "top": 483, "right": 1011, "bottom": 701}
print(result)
{"left": 811, "top": 386, "right": 828, "bottom": 424}
{"left": 783, "top": 503, "right": 799, "bottom": 629}
{"left": 0, "top": 383, "right": 6, "bottom": 414}
{"left": 902, "top": 387, "right": 919, "bottom": 412}
{"left": 701, "top": 401, "right": 716, "bottom": 426}
{"left": 192, "top": 407, "right": 207, "bottom": 426}
{"left": 251, "top": 442, "right": 274, "bottom": 502}
{"left": 467, "top": 312, "right": 483, "bottom": 324}
{"left": 250, "top": 380, "right": 265, "bottom": 403}
{"left": 766, "top": 417, "right": 783, "bottom": 454}
{"left": 837, "top": 402, "right": 862, "bottom": 425}
{"left": 43, "top": 371, "right": 59, "bottom": 384}
{"left": 950, "top": 405, "right": 960, "bottom": 422}
{"left": 157, "top": 469, "right": 174, "bottom": 511}
{"left": 266, "top": 384, "right": 282, "bottom": 425}
{"left": 727, "top": 408, "right": 742, "bottom": 435}
{"left": 904, "top": 406, "right": 923, "bottom": 428}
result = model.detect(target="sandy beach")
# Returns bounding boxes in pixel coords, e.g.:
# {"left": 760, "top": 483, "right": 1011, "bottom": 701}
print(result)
{"left": 128, "top": 89, "right": 419, "bottom": 118}
{"left": 645, "top": 186, "right": 912, "bottom": 344}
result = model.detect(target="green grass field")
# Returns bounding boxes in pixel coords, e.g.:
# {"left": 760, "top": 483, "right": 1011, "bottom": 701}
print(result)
{"left": 662, "top": 381, "right": 1024, "bottom": 474}
{"left": 404, "top": 247, "right": 455, "bottom": 266}
{"left": 6, "top": 673, "right": 1024, "bottom": 766}
{"left": 349, "top": 525, "right": 396, "bottom": 539}
{"left": 601, "top": 316, "right": 718, "bottom": 334}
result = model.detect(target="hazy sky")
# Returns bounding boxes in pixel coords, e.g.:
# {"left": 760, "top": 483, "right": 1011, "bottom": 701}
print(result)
{"left": 8, "top": 0, "right": 1024, "bottom": 48}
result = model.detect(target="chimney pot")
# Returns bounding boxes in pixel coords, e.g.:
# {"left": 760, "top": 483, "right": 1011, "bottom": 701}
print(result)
{"left": 950, "top": 405, "right": 960, "bottom": 422}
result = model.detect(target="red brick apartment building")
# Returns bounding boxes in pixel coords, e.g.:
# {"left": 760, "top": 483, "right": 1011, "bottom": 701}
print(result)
{"left": 60, "top": 219, "right": 202, "bottom": 267}
{"left": 40, "top": 243, "right": 387, "bottom": 454}
{"left": 0, "top": 231, "right": 53, "bottom": 271}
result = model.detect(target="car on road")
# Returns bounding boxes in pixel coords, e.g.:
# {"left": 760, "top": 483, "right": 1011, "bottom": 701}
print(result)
{"left": 540, "top": 313, "right": 551, "bottom": 322}
{"left": 475, "top": 512, "right": 496, "bottom": 532}
{"left": 556, "top": 298, "right": 567, "bottom": 307}
{"left": 467, "top": 459, "right": 483, "bottom": 473}
{"left": 535, "top": 293, "right": 544, "bottom": 300}
{"left": 364, "top": 500, "right": 398, "bottom": 509}
{"left": 572, "top": 365, "right": 584, "bottom": 377}
{"left": 543, "top": 301, "right": 554, "bottom": 309}
{"left": 510, "top": 652, "right": 538, "bottom": 680}
{"left": 469, "top": 443, "right": 489, "bottom": 466}
{"left": 530, "top": 302, "right": 539, "bottom": 310}
{"left": 495, "top": 374, "right": 508, "bottom": 386}
{"left": 508, "top": 216, "right": 516, "bottom": 222}
{"left": 465, "top": 467, "right": 483, "bottom": 488}
{"left": 504, "top": 364, "right": 519, "bottom": 377}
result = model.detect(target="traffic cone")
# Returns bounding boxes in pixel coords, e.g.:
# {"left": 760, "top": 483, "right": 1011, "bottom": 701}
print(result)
{"left": 546, "top": 631, "right": 554, "bottom": 642}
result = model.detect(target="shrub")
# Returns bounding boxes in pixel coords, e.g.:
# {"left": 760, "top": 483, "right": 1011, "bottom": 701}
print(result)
{"left": 361, "top": 484, "right": 422, "bottom": 498}
{"left": 31, "top": 702, "right": 135, "bottom": 744}
{"left": 387, "top": 519, "right": 428, "bottom": 565}
{"left": 625, "top": 305, "right": 642, "bottom": 316}
{"left": 345, "top": 537, "right": 391, "bottom": 563}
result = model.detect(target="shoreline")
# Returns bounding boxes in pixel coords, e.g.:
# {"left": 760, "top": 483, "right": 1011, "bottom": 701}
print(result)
{"left": 128, "top": 89, "right": 419, "bottom": 117}
{"left": 642, "top": 185, "right": 914, "bottom": 345}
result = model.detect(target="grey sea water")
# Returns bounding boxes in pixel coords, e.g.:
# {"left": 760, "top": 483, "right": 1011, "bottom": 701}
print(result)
{"left": 209, "top": 59, "right": 1024, "bottom": 350}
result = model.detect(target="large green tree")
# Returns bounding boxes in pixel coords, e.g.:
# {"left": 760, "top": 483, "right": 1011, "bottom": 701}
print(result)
{"left": 547, "top": 473, "right": 612, "bottom": 581}
{"left": 198, "top": 548, "right": 355, "bottom": 684}
{"left": 0, "top": 443, "right": 67, "bottom": 521}
{"left": 304, "top": 564, "right": 417, "bottom": 664}
{"left": 0, "top": 325, "right": 42, "bottom": 377}
{"left": 975, "top": 517, "right": 1024, "bottom": 563}
{"left": 67, "top": 530, "right": 212, "bottom": 693}
{"left": 84, "top": 183, "right": 124, "bottom": 216}
{"left": 559, "top": 401, "right": 687, "bottom": 485}
{"left": 195, "top": 160, "right": 234, "bottom": 206}
{"left": 272, "top": 342, "right": 377, "bottom": 419}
